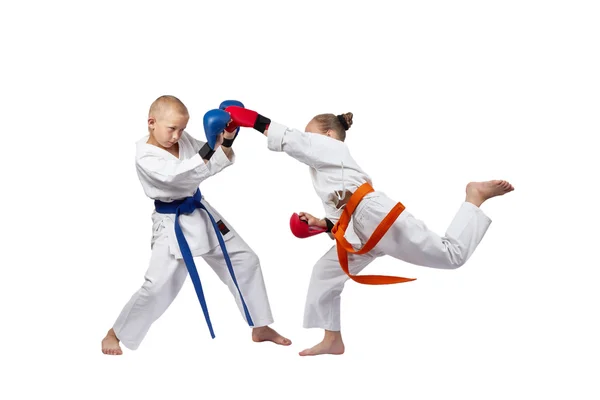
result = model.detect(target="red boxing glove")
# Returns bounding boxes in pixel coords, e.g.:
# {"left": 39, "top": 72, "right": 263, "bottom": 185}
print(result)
{"left": 225, "top": 122, "right": 239, "bottom": 133}
{"left": 219, "top": 100, "right": 243, "bottom": 133}
{"left": 289, "top": 213, "right": 327, "bottom": 238}
{"left": 225, "top": 106, "right": 271, "bottom": 133}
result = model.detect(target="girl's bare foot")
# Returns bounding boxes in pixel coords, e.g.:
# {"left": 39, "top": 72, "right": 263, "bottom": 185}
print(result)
{"left": 466, "top": 180, "right": 514, "bottom": 207}
{"left": 101, "top": 328, "right": 123, "bottom": 355}
{"left": 252, "top": 326, "right": 292, "bottom": 346}
{"left": 299, "top": 330, "right": 345, "bottom": 356}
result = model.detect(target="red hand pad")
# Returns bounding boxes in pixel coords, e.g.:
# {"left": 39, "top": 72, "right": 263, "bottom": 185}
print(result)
{"left": 289, "top": 213, "right": 327, "bottom": 238}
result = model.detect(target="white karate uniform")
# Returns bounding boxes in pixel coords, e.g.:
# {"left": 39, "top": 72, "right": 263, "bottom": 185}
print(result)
{"left": 113, "top": 132, "right": 273, "bottom": 350}
{"left": 267, "top": 122, "right": 492, "bottom": 331}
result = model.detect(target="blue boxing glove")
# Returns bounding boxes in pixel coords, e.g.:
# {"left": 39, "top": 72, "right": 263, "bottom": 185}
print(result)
{"left": 219, "top": 100, "right": 244, "bottom": 135}
{"left": 219, "top": 99, "right": 244, "bottom": 109}
{"left": 198, "top": 108, "right": 231, "bottom": 160}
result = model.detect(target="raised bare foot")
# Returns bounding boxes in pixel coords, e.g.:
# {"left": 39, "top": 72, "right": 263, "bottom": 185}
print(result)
{"left": 101, "top": 328, "right": 123, "bottom": 355}
{"left": 252, "top": 326, "right": 292, "bottom": 346}
{"left": 299, "top": 330, "right": 345, "bottom": 356}
{"left": 466, "top": 180, "right": 514, "bottom": 207}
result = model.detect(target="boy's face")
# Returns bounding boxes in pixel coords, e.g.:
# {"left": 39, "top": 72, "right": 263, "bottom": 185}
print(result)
{"left": 148, "top": 110, "right": 189, "bottom": 149}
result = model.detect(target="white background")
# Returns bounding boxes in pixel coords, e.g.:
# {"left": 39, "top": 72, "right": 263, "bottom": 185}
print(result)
{"left": 1, "top": 0, "right": 599, "bottom": 399}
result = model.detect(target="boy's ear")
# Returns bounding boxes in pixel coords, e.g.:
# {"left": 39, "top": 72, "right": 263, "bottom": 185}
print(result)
{"left": 148, "top": 117, "right": 155, "bottom": 129}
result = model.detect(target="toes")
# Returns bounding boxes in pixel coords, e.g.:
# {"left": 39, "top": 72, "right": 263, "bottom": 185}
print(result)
{"left": 271, "top": 335, "right": 292, "bottom": 345}
{"left": 103, "top": 346, "right": 122, "bottom": 355}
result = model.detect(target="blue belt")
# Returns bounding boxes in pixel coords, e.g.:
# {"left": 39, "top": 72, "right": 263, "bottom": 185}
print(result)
{"left": 154, "top": 188, "right": 254, "bottom": 338}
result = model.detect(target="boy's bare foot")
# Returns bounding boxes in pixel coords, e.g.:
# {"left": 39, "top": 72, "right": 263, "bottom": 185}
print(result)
{"left": 299, "top": 330, "right": 345, "bottom": 356}
{"left": 252, "top": 326, "right": 292, "bottom": 346}
{"left": 466, "top": 180, "right": 514, "bottom": 207}
{"left": 101, "top": 328, "right": 123, "bottom": 355}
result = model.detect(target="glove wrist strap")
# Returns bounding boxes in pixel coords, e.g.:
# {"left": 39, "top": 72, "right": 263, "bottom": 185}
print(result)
{"left": 325, "top": 218, "right": 334, "bottom": 232}
{"left": 199, "top": 143, "right": 215, "bottom": 160}
{"left": 254, "top": 115, "right": 271, "bottom": 133}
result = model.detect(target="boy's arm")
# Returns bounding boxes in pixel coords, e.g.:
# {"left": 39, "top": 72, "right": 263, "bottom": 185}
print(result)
{"left": 219, "top": 128, "right": 237, "bottom": 160}
{"left": 195, "top": 132, "right": 235, "bottom": 163}
{"left": 219, "top": 143, "right": 234, "bottom": 161}
{"left": 137, "top": 146, "right": 233, "bottom": 193}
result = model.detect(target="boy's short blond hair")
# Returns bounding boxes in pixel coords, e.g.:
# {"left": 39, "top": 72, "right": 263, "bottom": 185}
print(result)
{"left": 149, "top": 95, "right": 189, "bottom": 120}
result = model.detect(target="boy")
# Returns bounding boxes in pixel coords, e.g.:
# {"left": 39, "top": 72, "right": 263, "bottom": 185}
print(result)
{"left": 101, "top": 95, "right": 290, "bottom": 355}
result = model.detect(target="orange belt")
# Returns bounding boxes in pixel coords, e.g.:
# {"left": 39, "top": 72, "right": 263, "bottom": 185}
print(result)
{"left": 330, "top": 183, "right": 416, "bottom": 285}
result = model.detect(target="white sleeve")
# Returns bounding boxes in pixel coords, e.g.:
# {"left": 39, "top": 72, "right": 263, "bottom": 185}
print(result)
{"left": 191, "top": 137, "right": 207, "bottom": 152}
{"left": 136, "top": 147, "right": 233, "bottom": 193}
{"left": 192, "top": 137, "right": 237, "bottom": 165}
{"left": 267, "top": 122, "right": 321, "bottom": 168}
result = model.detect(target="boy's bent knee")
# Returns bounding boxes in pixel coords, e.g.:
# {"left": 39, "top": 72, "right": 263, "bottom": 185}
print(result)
{"left": 139, "top": 278, "right": 168, "bottom": 298}
{"left": 243, "top": 250, "right": 260, "bottom": 267}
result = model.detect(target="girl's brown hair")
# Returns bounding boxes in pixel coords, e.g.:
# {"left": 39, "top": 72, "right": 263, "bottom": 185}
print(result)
{"left": 312, "top": 112, "right": 353, "bottom": 141}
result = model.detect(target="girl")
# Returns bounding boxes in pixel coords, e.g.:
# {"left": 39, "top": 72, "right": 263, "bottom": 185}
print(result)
{"left": 225, "top": 106, "right": 514, "bottom": 356}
